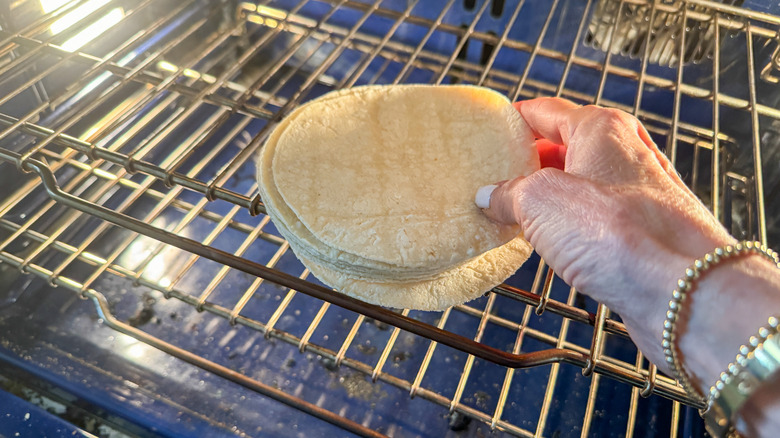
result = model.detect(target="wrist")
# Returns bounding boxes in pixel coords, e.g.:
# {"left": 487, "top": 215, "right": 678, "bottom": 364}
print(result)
{"left": 612, "top": 235, "right": 780, "bottom": 390}
{"left": 607, "top": 235, "right": 713, "bottom": 373}
{"left": 677, "top": 253, "right": 780, "bottom": 393}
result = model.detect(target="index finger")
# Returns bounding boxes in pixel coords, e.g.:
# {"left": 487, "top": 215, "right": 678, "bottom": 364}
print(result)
{"left": 512, "top": 97, "right": 581, "bottom": 145}
{"left": 514, "top": 97, "right": 687, "bottom": 188}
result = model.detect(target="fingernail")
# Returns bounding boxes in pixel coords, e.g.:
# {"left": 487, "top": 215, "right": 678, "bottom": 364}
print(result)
{"left": 475, "top": 184, "right": 498, "bottom": 209}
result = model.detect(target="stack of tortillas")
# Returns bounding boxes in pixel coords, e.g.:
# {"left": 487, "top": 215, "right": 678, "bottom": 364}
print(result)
{"left": 257, "top": 85, "right": 539, "bottom": 311}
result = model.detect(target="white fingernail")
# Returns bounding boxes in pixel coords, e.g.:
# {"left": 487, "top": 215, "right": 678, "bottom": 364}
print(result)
{"left": 475, "top": 184, "right": 497, "bottom": 209}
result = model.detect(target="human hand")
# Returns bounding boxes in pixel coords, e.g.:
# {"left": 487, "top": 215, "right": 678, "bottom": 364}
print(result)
{"left": 476, "top": 97, "right": 735, "bottom": 370}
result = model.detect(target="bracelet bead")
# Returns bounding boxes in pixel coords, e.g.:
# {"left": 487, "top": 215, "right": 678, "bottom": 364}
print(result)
{"left": 662, "top": 241, "right": 780, "bottom": 437}
{"left": 661, "top": 241, "right": 780, "bottom": 406}
{"left": 704, "top": 315, "right": 780, "bottom": 437}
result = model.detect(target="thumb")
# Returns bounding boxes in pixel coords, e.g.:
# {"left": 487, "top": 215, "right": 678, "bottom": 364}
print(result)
{"left": 475, "top": 168, "right": 586, "bottom": 232}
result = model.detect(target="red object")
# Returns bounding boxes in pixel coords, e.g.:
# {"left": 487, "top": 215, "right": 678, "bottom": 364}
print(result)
{"left": 536, "top": 139, "right": 566, "bottom": 170}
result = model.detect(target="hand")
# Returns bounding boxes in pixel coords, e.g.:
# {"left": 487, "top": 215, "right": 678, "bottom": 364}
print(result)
{"left": 477, "top": 97, "right": 735, "bottom": 370}
{"left": 478, "top": 97, "right": 780, "bottom": 437}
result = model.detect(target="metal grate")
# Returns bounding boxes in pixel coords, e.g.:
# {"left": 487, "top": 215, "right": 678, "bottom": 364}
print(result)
{"left": 0, "top": 0, "right": 778, "bottom": 436}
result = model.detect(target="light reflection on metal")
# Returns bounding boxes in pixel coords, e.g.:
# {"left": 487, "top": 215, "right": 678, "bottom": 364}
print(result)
{"left": 50, "top": 0, "right": 112, "bottom": 34}
{"left": 247, "top": 14, "right": 278, "bottom": 28}
{"left": 256, "top": 5, "right": 287, "bottom": 20}
{"left": 40, "top": 0, "right": 71, "bottom": 14}
{"left": 61, "top": 8, "right": 124, "bottom": 52}
{"left": 157, "top": 60, "right": 218, "bottom": 83}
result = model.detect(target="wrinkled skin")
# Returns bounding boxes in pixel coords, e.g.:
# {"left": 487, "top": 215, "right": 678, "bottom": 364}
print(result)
{"left": 481, "top": 98, "right": 780, "bottom": 437}
{"left": 482, "top": 97, "right": 734, "bottom": 367}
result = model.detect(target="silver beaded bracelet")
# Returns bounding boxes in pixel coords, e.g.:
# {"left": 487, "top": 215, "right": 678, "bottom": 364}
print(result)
{"left": 661, "top": 241, "right": 780, "bottom": 403}
{"left": 704, "top": 316, "right": 780, "bottom": 437}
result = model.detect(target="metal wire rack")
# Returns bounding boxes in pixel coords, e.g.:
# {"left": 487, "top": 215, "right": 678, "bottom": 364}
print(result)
{"left": 0, "top": 0, "right": 778, "bottom": 436}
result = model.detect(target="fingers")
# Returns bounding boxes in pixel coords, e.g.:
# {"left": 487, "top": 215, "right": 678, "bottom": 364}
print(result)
{"left": 515, "top": 99, "right": 639, "bottom": 180}
{"left": 513, "top": 98, "right": 580, "bottom": 145}
{"left": 515, "top": 97, "right": 687, "bottom": 187}
{"left": 477, "top": 177, "right": 520, "bottom": 225}
{"left": 476, "top": 168, "right": 583, "bottom": 229}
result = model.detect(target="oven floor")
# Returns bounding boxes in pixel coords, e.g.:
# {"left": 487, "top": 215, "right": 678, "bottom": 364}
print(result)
{"left": 0, "top": 271, "right": 375, "bottom": 438}
{"left": 0, "top": 386, "right": 97, "bottom": 438}
{"left": 0, "top": 257, "right": 706, "bottom": 438}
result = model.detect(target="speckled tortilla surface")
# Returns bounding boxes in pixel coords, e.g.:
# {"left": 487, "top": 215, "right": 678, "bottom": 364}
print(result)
{"left": 257, "top": 84, "right": 538, "bottom": 310}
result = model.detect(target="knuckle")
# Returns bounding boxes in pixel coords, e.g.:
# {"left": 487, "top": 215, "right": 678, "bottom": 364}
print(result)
{"left": 537, "top": 96, "right": 566, "bottom": 105}
{"left": 504, "top": 169, "right": 557, "bottom": 232}
{"left": 503, "top": 168, "right": 561, "bottom": 195}
{"left": 530, "top": 166, "right": 563, "bottom": 183}
{"left": 519, "top": 168, "right": 561, "bottom": 194}
{"left": 580, "top": 106, "right": 636, "bottom": 129}
{"left": 597, "top": 107, "right": 635, "bottom": 126}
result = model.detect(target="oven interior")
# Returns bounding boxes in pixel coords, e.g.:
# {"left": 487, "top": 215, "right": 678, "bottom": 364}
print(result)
{"left": 0, "top": 0, "right": 779, "bottom": 436}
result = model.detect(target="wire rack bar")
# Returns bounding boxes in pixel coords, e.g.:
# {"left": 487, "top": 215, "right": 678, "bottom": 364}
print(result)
{"left": 510, "top": 0, "right": 561, "bottom": 101}
{"left": 1, "top": 9, "right": 775, "bottom": 161}
{"left": 0, "top": 164, "right": 681, "bottom": 385}
{"left": 0, "top": 32, "right": 748, "bottom": 246}
{"left": 308, "top": 3, "right": 780, "bottom": 114}
{"left": 745, "top": 22, "right": 768, "bottom": 245}
{"left": 5, "top": 153, "right": 701, "bottom": 404}
{"left": 0, "top": 210, "right": 706, "bottom": 438}
{"left": 433, "top": 0, "right": 490, "bottom": 85}
{"left": 0, "top": 0, "right": 121, "bottom": 76}
{"left": 3, "top": 6, "right": 780, "bottom": 167}
{"left": 711, "top": 11, "right": 722, "bottom": 222}
{"left": 2, "top": 0, "right": 86, "bottom": 38}
{"left": 97, "top": 286, "right": 387, "bottom": 437}
{"left": 491, "top": 303, "right": 534, "bottom": 430}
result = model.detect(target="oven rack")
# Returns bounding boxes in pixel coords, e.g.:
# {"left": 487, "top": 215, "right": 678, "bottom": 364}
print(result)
{"left": 0, "top": 0, "right": 778, "bottom": 436}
